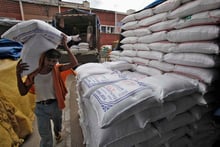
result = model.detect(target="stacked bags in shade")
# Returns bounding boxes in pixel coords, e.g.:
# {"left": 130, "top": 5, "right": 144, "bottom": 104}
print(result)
{"left": 78, "top": 0, "right": 220, "bottom": 146}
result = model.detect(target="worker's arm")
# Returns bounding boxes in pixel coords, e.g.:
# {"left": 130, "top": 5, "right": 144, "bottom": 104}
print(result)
{"left": 59, "top": 34, "right": 79, "bottom": 71}
{"left": 16, "top": 60, "right": 32, "bottom": 96}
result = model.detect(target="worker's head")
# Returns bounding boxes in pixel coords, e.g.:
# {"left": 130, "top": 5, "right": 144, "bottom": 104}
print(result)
{"left": 59, "top": 18, "right": 65, "bottom": 28}
{"left": 39, "top": 49, "right": 62, "bottom": 69}
{"left": 45, "top": 49, "right": 62, "bottom": 59}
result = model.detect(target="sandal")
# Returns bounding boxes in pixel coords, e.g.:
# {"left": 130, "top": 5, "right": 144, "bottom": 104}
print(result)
{"left": 55, "top": 132, "right": 63, "bottom": 144}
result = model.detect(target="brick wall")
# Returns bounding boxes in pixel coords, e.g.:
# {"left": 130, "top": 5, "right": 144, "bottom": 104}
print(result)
{"left": 0, "top": 0, "right": 21, "bottom": 19}
{"left": 0, "top": 0, "right": 126, "bottom": 49}
{"left": 100, "top": 33, "right": 120, "bottom": 49}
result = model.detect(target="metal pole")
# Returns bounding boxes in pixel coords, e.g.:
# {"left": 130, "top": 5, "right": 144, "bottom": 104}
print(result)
{"left": 19, "top": 0, "right": 24, "bottom": 20}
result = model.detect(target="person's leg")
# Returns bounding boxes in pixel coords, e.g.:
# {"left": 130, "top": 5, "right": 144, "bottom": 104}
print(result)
{"left": 51, "top": 101, "right": 63, "bottom": 141}
{"left": 35, "top": 104, "right": 53, "bottom": 147}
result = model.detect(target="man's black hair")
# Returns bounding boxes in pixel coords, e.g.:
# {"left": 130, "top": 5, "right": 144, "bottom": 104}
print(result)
{"left": 45, "top": 49, "right": 62, "bottom": 59}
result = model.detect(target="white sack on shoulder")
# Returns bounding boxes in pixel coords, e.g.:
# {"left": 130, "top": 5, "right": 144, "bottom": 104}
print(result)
{"left": 1, "top": 19, "right": 70, "bottom": 76}
{"left": 1, "top": 19, "right": 62, "bottom": 43}
{"left": 20, "top": 35, "right": 58, "bottom": 75}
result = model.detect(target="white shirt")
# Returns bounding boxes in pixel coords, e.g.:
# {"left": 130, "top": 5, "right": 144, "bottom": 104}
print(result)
{"left": 34, "top": 72, "right": 55, "bottom": 102}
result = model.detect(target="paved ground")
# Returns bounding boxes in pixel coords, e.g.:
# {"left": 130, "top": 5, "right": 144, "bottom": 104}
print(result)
{"left": 21, "top": 75, "right": 85, "bottom": 147}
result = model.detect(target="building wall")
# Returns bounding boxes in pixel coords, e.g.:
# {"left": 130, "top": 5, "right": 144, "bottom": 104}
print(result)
{"left": 0, "top": 0, "right": 21, "bottom": 19}
{"left": 0, "top": 0, "right": 127, "bottom": 49}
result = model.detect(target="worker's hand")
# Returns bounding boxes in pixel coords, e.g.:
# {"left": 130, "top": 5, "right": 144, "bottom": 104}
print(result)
{"left": 16, "top": 59, "right": 29, "bottom": 75}
{"left": 61, "top": 33, "right": 68, "bottom": 49}
{"left": 71, "top": 34, "right": 81, "bottom": 42}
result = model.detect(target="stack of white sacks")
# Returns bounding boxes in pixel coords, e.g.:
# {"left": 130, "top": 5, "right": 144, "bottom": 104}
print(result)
{"left": 70, "top": 42, "right": 90, "bottom": 54}
{"left": 76, "top": 0, "right": 220, "bottom": 146}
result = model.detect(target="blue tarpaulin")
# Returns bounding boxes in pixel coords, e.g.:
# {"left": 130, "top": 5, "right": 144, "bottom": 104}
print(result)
{"left": 136, "top": 0, "right": 166, "bottom": 13}
{"left": 0, "top": 38, "right": 23, "bottom": 60}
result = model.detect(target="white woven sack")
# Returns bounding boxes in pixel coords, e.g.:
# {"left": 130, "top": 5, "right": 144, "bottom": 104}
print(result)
{"left": 170, "top": 42, "right": 220, "bottom": 54}
{"left": 154, "top": 112, "right": 196, "bottom": 134}
{"left": 80, "top": 71, "right": 126, "bottom": 98}
{"left": 168, "top": 136, "right": 192, "bottom": 147}
{"left": 81, "top": 98, "right": 133, "bottom": 146}
{"left": 83, "top": 98, "right": 158, "bottom": 147}
{"left": 148, "top": 18, "right": 179, "bottom": 32}
{"left": 137, "top": 126, "right": 190, "bottom": 147}
{"left": 110, "top": 50, "right": 121, "bottom": 56}
{"left": 121, "top": 50, "right": 137, "bottom": 57}
{"left": 75, "top": 63, "right": 112, "bottom": 81}
{"left": 1, "top": 19, "right": 67, "bottom": 75}
{"left": 165, "top": 72, "right": 210, "bottom": 94}
{"left": 141, "top": 74, "right": 198, "bottom": 101}
{"left": 190, "top": 105, "right": 213, "bottom": 121}
{"left": 167, "top": 25, "right": 220, "bottom": 42}
{"left": 163, "top": 126, "right": 190, "bottom": 145}
{"left": 1, "top": 19, "right": 62, "bottom": 43}
{"left": 132, "top": 57, "right": 150, "bottom": 66}
{"left": 137, "top": 50, "right": 163, "bottom": 60}
{"left": 121, "top": 14, "right": 136, "bottom": 23}
{"left": 168, "top": 0, "right": 220, "bottom": 19}
{"left": 102, "top": 61, "right": 133, "bottom": 71}
{"left": 136, "top": 65, "right": 163, "bottom": 76}
{"left": 120, "top": 36, "right": 138, "bottom": 44}
{"left": 149, "top": 60, "right": 175, "bottom": 72}
{"left": 174, "top": 65, "right": 219, "bottom": 84}
{"left": 133, "top": 27, "right": 152, "bottom": 37}
{"left": 121, "top": 30, "right": 134, "bottom": 37}
{"left": 164, "top": 53, "right": 220, "bottom": 68}
{"left": 176, "top": 9, "right": 220, "bottom": 29}
{"left": 148, "top": 41, "right": 177, "bottom": 53}
{"left": 134, "top": 8, "right": 153, "bottom": 20}
{"left": 90, "top": 79, "right": 155, "bottom": 128}
{"left": 122, "top": 71, "right": 148, "bottom": 81}
{"left": 136, "top": 131, "right": 175, "bottom": 147}
{"left": 138, "top": 31, "right": 167, "bottom": 44}
{"left": 121, "top": 21, "right": 139, "bottom": 30}
{"left": 19, "top": 34, "right": 58, "bottom": 76}
{"left": 139, "top": 12, "right": 168, "bottom": 27}
{"left": 120, "top": 44, "right": 133, "bottom": 50}
{"left": 168, "top": 93, "right": 204, "bottom": 120}
{"left": 133, "top": 43, "right": 150, "bottom": 51}
{"left": 107, "top": 125, "right": 158, "bottom": 147}
{"left": 109, "top": 55, "right": 119, "bottom": 61}
{"left": 153, "top": 0, "right": 181, "bottom": 14}
{"left": 135, "top": 102, "right": 176, "bottom": 128}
